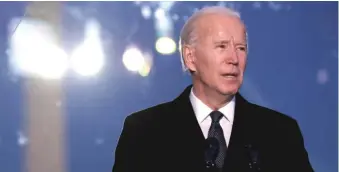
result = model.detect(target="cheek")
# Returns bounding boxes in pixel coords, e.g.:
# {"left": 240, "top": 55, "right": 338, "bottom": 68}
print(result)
{"left": 238, "top": 56, "right": 247, "bottom": 71}
{"left": 196, "top": 51, "right": 216, "bottom": 70}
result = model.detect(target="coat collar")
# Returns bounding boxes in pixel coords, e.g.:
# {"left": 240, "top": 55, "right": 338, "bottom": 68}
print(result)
{"left": 171, "top": 85, "right": 252, "bottom": 171}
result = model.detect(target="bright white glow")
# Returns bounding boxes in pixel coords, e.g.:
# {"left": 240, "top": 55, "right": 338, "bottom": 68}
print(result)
{"left": 159, "top": 1, "right": 175, "bottom": 10}
{"left": 37, "top": 47, "right": 68, "bottom": 79}
{"left": 86, "top": 18, "right": 100, "bottom": 37}
{"left": 154, "top": 8, "right": 166, "bottom": 20}
{"left": 70, "top": 18, "right": 104, "bottom": 77}
{"left": 141, "top": 5, "right": 152, "bottom": 19}
{"left": 9, "top": 19, "right": 68, "bottom": 79}
{"left": 70, "top": 42, "right": 104, "bottom": 77}
{"left": 155, "top": 37, "right": 176, "bottom": 55}
{"left": 17, "top": 131, "right": 28, "bottom": 146}
{"left": 154, "top": 11, "right": 173, "bottom": 40}
{"left": 122, "top": 46, "right": 145, "bottom": 72}
{"left": 155, "top": 15, "right": 172, "bottom": 33}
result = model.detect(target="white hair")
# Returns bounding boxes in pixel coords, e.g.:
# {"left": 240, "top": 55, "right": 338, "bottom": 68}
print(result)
{"left": 179, "top": 6, "right": 248, "bottom": 72}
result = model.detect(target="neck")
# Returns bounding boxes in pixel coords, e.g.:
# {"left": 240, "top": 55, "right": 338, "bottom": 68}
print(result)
{"left": 192, "top": 83, "right": 234, "bottom": 110}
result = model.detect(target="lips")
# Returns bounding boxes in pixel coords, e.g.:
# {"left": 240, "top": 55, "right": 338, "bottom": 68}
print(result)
{"left": 222, "top": 72, "right": 238, "bottom": 77}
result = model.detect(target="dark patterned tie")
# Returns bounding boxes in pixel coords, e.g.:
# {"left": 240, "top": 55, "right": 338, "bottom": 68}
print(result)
{"left": 208, "top": 111, "right": 227, "bottom": 169}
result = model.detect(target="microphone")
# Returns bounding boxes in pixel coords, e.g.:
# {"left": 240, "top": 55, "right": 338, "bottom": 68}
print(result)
{"left": 204, "top": 137, "right": 219, "bottom": 171}
{"left": 245, "top": 144, "right": 261, "bottom": 172}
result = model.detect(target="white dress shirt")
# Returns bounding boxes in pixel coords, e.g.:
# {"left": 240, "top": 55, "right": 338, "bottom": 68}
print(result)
{"left": 189, "top": 88, "right": 235, "bottom": 147}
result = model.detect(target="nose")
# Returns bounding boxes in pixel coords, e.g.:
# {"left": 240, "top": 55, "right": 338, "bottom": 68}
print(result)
{"left": 225, "top": 39, "right": 239, "bottom": 65}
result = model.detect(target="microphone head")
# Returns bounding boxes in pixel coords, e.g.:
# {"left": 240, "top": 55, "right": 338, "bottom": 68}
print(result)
{"left": 245, "top": 143, "right": 261, "bottom": 171}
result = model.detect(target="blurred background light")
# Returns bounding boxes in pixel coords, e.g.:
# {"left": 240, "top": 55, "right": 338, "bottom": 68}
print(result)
{"left": 153, "top": 4, "right": 176, "bottom": 56}
{"left": 172, "top": 14, "right": 179, "bottom": 21}
{"left": 155, "top": 37, "right": 176, "bottom": 55}
{"left": 141, "top": 5, "right": 152, "bottom": 20}
{"left": 317, "top": 69, "right": 329, "bottom": 85}
{"left": 138, "top": 63, "right": 151, "bottom": 77}
{"left": 138, "top": 52, "right": 153, "bottom": 77}
{"left": 154, "top": 8, "right": 166, "bottom": 20}
{"left": 122, "top": 46, "right": 145, "bottom": 72}
{"left": 17, "top": 131, "right": 28, "bottom": 146}
{"left": 158, "top": 1, "right": 175, "bottom": 11}
{"left": 9, "top": 18, "right": 69, "bottom": 80}
{"left": 70, "top": 18, "right": 105, "bottom": 77}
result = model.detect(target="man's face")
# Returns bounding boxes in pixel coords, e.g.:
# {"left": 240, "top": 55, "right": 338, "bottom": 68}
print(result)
{"left": 184, "top": 14, "right": 248, "bottom": 96}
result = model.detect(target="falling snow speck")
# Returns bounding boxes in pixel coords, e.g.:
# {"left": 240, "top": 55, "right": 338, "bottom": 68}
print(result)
{"left": 317, "top": 69, "right": 328, "bottom": 85}
{"left": 17, "top": 131, "right": 28, "bottom": 146}
{"left": 172, "top": 14, "right": 179, "bottom": 21}
{"left": 95, "top": 138, "right": 104, "bottom": 145}
{"left": 253, "top": 2, "right": 261, "bottom": 9}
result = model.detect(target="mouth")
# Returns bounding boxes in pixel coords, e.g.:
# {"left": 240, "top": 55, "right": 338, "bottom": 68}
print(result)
{"left": 221, "top": 73, "right": 239, "bottom": 78}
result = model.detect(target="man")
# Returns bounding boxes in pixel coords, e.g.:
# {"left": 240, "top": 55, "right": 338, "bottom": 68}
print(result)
{"left": 112, "top": 6, "right": 314, "bottom": 172}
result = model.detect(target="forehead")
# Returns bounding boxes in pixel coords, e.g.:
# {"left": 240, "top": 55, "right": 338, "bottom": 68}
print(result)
{"left": 195, "top": 14, "right": 246, "bottom": 42}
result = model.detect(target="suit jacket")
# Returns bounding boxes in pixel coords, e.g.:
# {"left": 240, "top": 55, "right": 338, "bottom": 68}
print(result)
{"left": 112, "top": 85, "right": 314, "bottom": 172}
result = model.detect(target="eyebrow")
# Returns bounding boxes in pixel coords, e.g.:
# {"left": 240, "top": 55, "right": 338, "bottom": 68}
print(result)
{"left": 214, "top": 40, "right": 230, "bottom": 45}
{"left": 214, "top": 40, "right": 247, "bottom": 46}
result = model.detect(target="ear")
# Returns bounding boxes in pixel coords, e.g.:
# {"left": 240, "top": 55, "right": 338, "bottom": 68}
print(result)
{"left": 182, "top": 45, "right": 197, "bottom": 72}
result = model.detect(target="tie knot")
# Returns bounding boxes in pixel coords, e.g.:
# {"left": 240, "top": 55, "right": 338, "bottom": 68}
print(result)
{"left": 210, "top": 111, "right": 223, "bottom": 123}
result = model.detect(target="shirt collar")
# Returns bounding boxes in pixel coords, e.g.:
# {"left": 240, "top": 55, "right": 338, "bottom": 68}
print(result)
{"left": 189, "top": 88, "right": 235, "bottom": 124}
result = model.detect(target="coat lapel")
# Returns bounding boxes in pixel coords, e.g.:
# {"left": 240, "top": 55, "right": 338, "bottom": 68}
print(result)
{"left": 171, "top": 85, "right": 206, "bottom": 170}
{"left": 172, "top": 85, "right": 205, "bottom": 144}
{"left": 223, "top": 93, "right": 251, "bottom": 171}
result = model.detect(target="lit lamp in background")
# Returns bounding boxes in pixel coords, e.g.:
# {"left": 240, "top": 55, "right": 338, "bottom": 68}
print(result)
{"left": 9, "top": 2, "right": 67, "bottom": 172}
{"left": 70, "top": 18, "right": 105, "bottom": 77}
{"left": 9, "top": 18, "right": 69, "bottom": 80}
{"left": 155, "top": 36, "right": 176, "bottom": 55}
{"left": 9, "top": 17, "right": 106, "bottom": 79}
{"left": 122, "top": 46, "right": 145, "bottom": 72}
{"left": 154, "top": 7, "right": 176, "bottom": 55}
{"left": 131, "top": 2, "right": 176, "bottom": 77}
{"left": 122, "top": 45, "right": 153, "bottom": 77}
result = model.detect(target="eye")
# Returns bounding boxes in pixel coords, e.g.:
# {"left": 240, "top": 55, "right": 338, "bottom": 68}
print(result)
{"left": 216, "top": 44, "right": 226, "bottom": 49}
{"left": 237, "top": 46, "right": 247, "bottom": 52}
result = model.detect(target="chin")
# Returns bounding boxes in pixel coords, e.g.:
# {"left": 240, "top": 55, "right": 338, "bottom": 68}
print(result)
{"left": 222, "top": 90, "right": 238, "bottom": 96}
{"left": 218, "top": 82, "right": 240, "bottom": 95}
{"left": 218, "top": 87, "right": 239, "bottom": 96}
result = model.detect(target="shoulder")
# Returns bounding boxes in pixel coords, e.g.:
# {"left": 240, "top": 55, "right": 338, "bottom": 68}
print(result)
{"left": 124, "top": 101, "right": 173, "bottom": 126}
{"left": 236, "top": 93, "right": 298, "bottom": 127}
{"left": 242, "top": 102, "right": 306, "bottom": 147}
{"left": 122, "top": 85, "right": 191, "bottom": 128}
{"left": 245, "top": 101, "right": 300, "bottom": 132}
{"left": 250, "top": 102, "right": 297, "bottom": 123}
{"left": 244, "top": 103, "right": 313, "bottom": 171}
